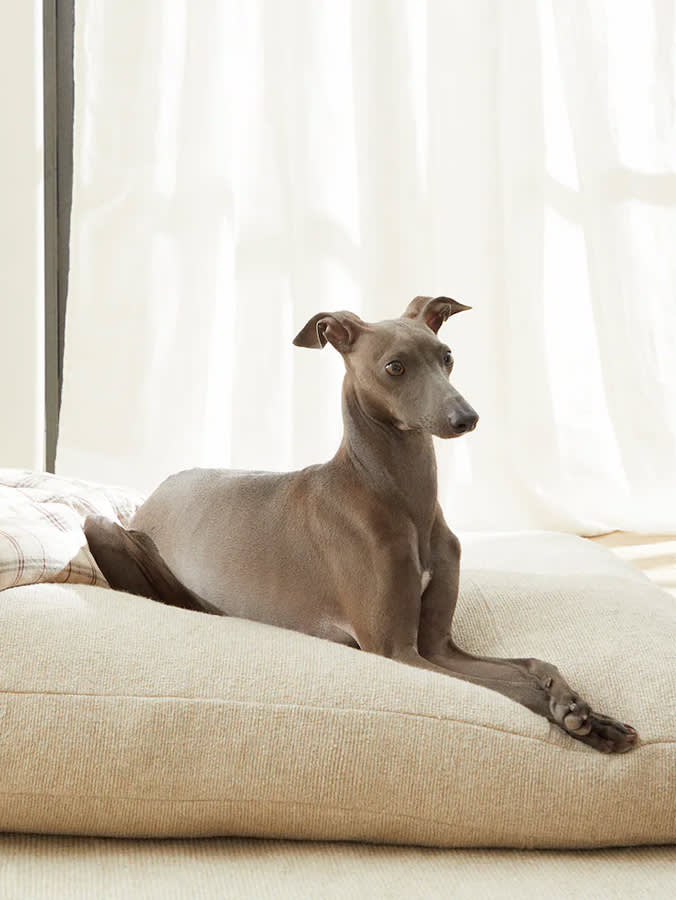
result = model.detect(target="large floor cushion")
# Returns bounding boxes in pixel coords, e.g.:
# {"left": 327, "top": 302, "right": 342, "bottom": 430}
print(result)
{"left": 0, "top": 532, "right": 674, "bottom": 848}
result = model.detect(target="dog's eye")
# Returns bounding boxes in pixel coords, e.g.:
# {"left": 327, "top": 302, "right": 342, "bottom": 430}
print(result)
{"left": 443, "top": 350, "right": 453, "bottom": 367}
{"left": 385, "top": 360, "right": 405, "bottom": 376}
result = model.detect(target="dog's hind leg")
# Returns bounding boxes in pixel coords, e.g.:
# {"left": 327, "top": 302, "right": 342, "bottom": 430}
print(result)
{"left": 84, "top": 516, "right": 219, "bottom": 615}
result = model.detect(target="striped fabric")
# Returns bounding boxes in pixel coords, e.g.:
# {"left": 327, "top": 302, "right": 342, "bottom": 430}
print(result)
{"left": 0, "top": 469, "right": 144, "bottom": 592}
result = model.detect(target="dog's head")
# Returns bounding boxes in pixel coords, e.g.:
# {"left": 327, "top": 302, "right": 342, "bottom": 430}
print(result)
{"left": 293, "top": 296, "right": 478, "bottom": 439}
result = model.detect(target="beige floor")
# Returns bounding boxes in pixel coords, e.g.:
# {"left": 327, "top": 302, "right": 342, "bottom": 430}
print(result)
{"left": 0, "top": 835, "right": 675, "bottom": 899}
{"left": 590, "top": 532, "right": 676, "bottom": 598}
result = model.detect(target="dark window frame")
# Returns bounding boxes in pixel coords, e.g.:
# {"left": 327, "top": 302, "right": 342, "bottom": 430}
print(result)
{"left": 42, "top": 0, "right": 74, "bottom": 472}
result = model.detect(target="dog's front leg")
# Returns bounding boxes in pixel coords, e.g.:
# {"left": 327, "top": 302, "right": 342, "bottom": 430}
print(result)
{"left": 414, "top": 514, "right": 638, "bottom": 754}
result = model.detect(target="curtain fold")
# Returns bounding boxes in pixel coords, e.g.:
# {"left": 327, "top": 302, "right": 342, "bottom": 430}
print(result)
{"left": 57, "top": 0, "right": 676, "bottom": 533}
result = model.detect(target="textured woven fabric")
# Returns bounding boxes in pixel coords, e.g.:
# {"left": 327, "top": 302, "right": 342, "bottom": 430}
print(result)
{"left": 1, "top": 835, "right": 675, "bottom": 900}
{"left": 0, "top": 469, "right": 144, "bottom": 591}
{"left": 0, "top": 531, "right": 673, "bottom": 848}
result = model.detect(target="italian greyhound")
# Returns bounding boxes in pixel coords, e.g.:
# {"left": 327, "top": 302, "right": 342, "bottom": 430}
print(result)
{"left": 85, "top": 296, "right": 638, "bottom": 753}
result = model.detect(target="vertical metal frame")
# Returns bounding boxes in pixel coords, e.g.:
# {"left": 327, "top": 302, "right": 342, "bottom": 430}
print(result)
{"left": 43, "top": 0, "right": 74, "bottom": 471}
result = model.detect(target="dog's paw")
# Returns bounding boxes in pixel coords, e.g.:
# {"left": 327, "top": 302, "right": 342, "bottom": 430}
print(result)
{"left": 550, "top": 694, "right": 638, "bottom": 753}
{"left": 540, "top": 670, "right": 639, "bottom": 753}
{"left": 568, "top": 711, "right": 638, "bottom": 753}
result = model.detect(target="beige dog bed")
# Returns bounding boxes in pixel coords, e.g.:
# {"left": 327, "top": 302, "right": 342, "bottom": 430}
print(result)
{"left": 0, "top": 501, "right": 673, "bottom": 847}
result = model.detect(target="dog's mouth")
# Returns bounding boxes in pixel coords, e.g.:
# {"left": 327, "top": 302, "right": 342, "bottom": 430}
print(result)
{"left": 392, "top": 418, "right": 411, "bottom": 432}
{"left": 390, "top": 416, "right": 479, "bottom": 438}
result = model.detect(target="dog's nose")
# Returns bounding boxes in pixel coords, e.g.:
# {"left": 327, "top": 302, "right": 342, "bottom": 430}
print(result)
{"left": 449, "top": 413, "right": 479, "bottom": 434}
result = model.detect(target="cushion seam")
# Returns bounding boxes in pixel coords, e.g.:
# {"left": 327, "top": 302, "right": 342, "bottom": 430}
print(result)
{"left": 0, "top": 688, "right": 670, "bottom": 750}
{"left": 0, "top": 686, "right": 546, "bottom": 742}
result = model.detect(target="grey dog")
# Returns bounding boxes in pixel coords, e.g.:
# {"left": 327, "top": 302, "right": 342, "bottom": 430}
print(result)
{"left": 85, "top": 295, "right": 638, "bottom": 754}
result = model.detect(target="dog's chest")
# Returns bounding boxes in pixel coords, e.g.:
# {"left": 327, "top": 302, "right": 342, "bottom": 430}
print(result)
{"left": 421, "top": 569, "right": 432, "bottom": 593}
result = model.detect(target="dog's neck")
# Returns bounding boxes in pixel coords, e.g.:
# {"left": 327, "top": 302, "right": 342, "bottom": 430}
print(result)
{"left": 334, "top": 378, "right": 438, "bottom": 532}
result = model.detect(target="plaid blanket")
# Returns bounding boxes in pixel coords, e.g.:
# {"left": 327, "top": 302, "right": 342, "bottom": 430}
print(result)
{"left": 0, "top": 470, "right": 145, "bottom": 592}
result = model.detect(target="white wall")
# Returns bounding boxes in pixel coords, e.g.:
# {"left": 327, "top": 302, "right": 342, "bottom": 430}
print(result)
{"left": 0, "top": 0, "right": 45, "bottom": 469}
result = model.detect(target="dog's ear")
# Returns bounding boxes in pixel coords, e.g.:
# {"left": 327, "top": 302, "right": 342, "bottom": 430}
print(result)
{"left": 293, "top": 311, "right": 366, "bottom": 353}
{"left": 402, "top": 296, "right": 471, "bottom": 334}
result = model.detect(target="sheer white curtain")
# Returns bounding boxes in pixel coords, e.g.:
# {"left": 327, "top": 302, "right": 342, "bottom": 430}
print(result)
{"left": 1, "top": 0, "right": 44, "bottom": 470}
{"left": 57, "top": 0, "right": 676, "bottom": 534}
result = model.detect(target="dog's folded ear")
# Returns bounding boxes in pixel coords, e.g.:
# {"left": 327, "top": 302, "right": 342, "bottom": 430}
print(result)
{"left": 293, "top": 311, "right": 367, "bottom": 353}
{"left": 402, "top": 296, "right": 471, "bottom": 334}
